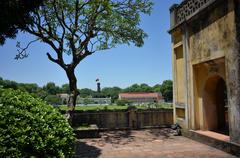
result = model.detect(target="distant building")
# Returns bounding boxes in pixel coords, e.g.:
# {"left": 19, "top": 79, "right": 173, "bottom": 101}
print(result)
{"left": 118, "top": 93, "right": 164, "bottom": 104}
{"left": 57, "top": 93, "right": 69, "bottom": 104}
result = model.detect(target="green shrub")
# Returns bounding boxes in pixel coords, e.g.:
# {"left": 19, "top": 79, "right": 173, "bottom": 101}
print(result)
{"left": 0, "top": 89, "right": 75, "bottom": 157}
{"left": 115, "top": 99, "right": 132, "bottom": 106}
{"left": 103, "top": 106, "right": 108, "bottom": 110}
{"left": 127, "top": 105, "right": 137, "bottom": 110}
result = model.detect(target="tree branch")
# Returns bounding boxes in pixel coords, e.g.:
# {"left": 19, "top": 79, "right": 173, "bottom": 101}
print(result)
{"left": 15, "top": 39, "right": 39, "bottom": 60}
{"left": 46, "top": 52, "right": 58, "bottom": 63}
{"left": 46, "top": 52, "right": 66, "bottom": 70}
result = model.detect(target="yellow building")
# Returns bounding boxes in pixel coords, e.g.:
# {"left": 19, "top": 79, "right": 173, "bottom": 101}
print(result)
{"left": 169, "top": 0, "right": 240, "bottom": 146}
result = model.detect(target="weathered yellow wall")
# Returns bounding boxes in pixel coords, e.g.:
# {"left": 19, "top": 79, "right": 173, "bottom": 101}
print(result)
{"left": 193, "top": 59, "right": 226, "bottom": 130}
{"left": 175, "top": 45, "right": 185, "bottom": 104}
{"left": 188, "top": 1, "right": 235, "bottom": 131}
{"left": 189, "top": 2, "right": 235, "bottom": 65}
{"left": 176, "top": 108, "right": 185, "bottom": 119}
{"left": 171, "top": 30, "right": 187, "bottom": 129}
{"left": 171, "top": 0, "right": 240, "bottom": 144}
{"left": 171, "top": 0, "right": 236, "bottom": 131}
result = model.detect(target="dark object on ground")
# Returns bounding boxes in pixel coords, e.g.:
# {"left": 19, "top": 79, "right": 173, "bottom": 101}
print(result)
{"left": 171, "top": 123, "right": 182, "bottom": 136}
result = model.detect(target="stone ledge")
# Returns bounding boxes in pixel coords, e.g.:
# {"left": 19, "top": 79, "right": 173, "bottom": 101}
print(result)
{"left": 183, "top": 130, "right": 240, "bottom": 157}
{"left": 74, "top": 124, "right": 100, "bottom": 139}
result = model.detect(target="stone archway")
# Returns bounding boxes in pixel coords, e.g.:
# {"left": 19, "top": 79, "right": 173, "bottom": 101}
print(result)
{"left": 202, "top": 75, "right": 229, "bottom": 135}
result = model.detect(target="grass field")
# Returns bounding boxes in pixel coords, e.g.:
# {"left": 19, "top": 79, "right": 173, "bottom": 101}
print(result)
{"left": 59, "top": 103, "right": 173, "bottom": 111}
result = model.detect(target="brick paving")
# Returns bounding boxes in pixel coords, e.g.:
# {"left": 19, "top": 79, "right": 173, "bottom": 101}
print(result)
{"left": 74, "top": 128, "right": 237, "bottom": 158}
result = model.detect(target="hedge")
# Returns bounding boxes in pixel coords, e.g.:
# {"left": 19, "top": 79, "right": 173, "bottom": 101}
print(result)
{"left": 0, "top": 88, "right": 75, "bottom": 157}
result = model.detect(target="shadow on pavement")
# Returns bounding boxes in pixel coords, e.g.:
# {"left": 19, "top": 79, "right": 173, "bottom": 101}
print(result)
{"left": 148, "top": 128, "right": 173, "bottom": 138}
{"left": 101, "top": 130, "right": 134, "bottom": 145}
{"left": 74, "top": 141, "right": 101, "bottom": 158}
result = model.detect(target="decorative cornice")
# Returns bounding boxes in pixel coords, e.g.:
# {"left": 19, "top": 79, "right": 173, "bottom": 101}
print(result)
{"left": 169, "top": 0, "right": 217, "bottom": 32}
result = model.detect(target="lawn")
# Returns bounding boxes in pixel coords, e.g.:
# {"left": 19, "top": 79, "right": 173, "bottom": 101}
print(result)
{"left": 58, "top": 103, "right": 173, "bottom": 111}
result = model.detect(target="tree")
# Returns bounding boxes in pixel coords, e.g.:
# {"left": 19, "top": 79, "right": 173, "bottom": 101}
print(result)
{"left": 60, "top": 83, "right": 70, "bottom": 94}
{"left": 35, "top": 89, "right": 49, "bottom": 100}
{"left": 0, "top": 0, "right": 43, "bottom": 45}
{"left": 124, "top": 83, "right": 153, "bottom": 93}
{"left": 18, "top": 83, "right": 39, "bottom": 94}
{"left": 153, "top": 84, "right": 161, "bottom": 93}
{"left": 16, "top": 0, "right": 153, "bottom": 118}
{"left": 160, "top": 80, "right": 173, "bottom": 102}
{"left": 43, "top": 82, "right": 60, "bottom": 95}
{"left": 124, "top": 84, "right": 141, "bottom": 92}
{"left": 101, "top": 87, "right": 122, "bottom": 101}
{"left": 0, "top": 80, "right": 18, "bottom": 90}
{"left": 0, "top": 78, "right": 3, "bottom": 88}
{"left": 140, "top": 83, "right": 153, "bottom": 92}
{"left": 79, "top": 88, "right": 96, "bottom": 98}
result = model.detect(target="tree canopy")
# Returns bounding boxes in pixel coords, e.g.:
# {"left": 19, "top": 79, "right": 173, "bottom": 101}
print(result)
{"left": 0, "top": 0, "right": 43, "bottom": 45}
{"left": 160, "top": 80, "right": 173, "bottom": 102}
{"left": 0, "top": 77, "right": 173, "bottom": 104}
{"left": 15, "top": 0, "right": 153, "bottom": 116}
{"left": 43, "top": 82, "right": 60, "bottom": 95}
{"left": 124, "top": 83, "right": 153, "bottom": 93}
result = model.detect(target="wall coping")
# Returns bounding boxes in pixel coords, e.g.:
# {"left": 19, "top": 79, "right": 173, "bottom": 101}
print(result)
{"left": 169, "top": 0, "right": 218, "bottom": 32}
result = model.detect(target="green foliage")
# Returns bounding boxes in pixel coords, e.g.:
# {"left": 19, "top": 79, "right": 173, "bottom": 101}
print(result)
{"left": 144, "top": 103, "right": 173, "bottom": 109}
{"left": 0, "top": 77, "right": 173, "bottom": 105}
{"left": 115, "top": 99, "right": 132, "bottom": 106}
{"left": 103, "top": 106, "right": 108, "bottom": 111}
{"left": 82, "top": 98, "right": 92, "bottom": 105}
{"left": 61, "top": 84, "right": 70, "bottom": 94}
{"left": 79, "top": 88, "right": 96, "bottom": 98}
{"left": 43, "top": 82, "right": 60, "bottom": 95}
{"left": 59, "top": 103, "right": 173, "bottom": 111}
{"left": 101, "top": 87, "right": 122, "bottom": 101}
{"left": 0, "top": 78, "right": 43, "bottom": 96}
{"left": 0, "top": 89, "right": 74, "bottom": 157}
{"left": 35, "top": 89, "right": 49, "bottom": 100}
{"left": 0, "top": 79, "right": 18, "bottom": 89}
{"left": 0, "top": 0, "right": 43, "bottom": 45}
{"left": 19, "top": 83, "right": 39, "bottom": 93}
{"left": 33, "top": 0, "right": 153, "bottom": 54}
{"left": 60, "top": 105, "right": 129, "bottom": 111}
{"left": 44, "top": 94, "right": 62, "bottom": 105}
{"left": 12, "top": 0, "right": 153, "bottom": 111}
{"left": 127, "top": 105, "right": 137, "bottom": 110}
{"left": 160, "top": 80, "right": 173, "bottom": 102}
{"left": 153, "top": 84, "right": 161, "bottom": 93}
{"left": 124, "top": 83, "right": 153, "bottom": 93}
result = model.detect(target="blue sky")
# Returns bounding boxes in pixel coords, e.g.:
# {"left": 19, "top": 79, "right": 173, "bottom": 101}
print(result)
{"left": 0, "top": 0, "right": 182, "bottom": 90}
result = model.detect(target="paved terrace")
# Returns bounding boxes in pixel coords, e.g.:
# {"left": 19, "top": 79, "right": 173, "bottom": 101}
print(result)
{"left": 74, "top": 129, "right": 236, "bottom": 158}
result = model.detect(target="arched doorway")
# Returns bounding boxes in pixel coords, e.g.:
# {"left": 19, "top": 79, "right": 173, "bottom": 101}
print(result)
{"left": 202, "top": 75, "right": 229, "bottom": 135}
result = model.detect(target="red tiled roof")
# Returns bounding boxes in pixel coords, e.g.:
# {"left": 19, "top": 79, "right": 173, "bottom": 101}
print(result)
{"left": 119, "top": 93, "right": 161, "bottom": 98}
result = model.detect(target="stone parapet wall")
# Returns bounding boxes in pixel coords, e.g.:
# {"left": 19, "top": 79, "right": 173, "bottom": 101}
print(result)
{"left": 71, "top": 109, "right": 173, "bottom": 130}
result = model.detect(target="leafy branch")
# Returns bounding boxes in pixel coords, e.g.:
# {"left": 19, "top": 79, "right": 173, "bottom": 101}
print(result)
{"left": 15, "top": 39, "right": 39, "bottom": 60}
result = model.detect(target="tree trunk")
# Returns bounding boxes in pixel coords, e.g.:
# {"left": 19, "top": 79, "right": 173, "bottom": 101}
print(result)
{"left": 65, "top": 68, "right": 79, "bottom": 122}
